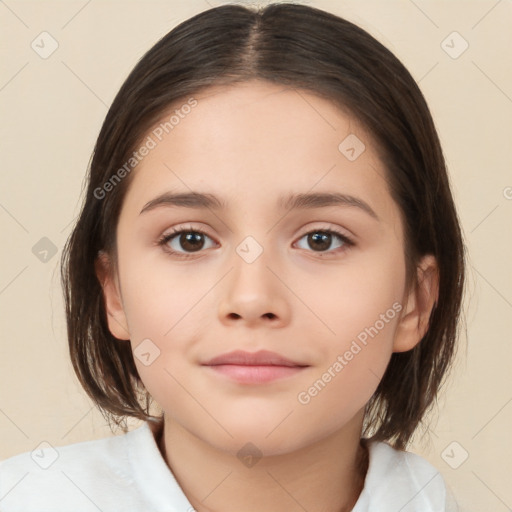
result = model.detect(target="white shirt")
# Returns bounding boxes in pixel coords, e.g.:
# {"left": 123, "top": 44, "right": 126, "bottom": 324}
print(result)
{"left": 0, "top": 421, "right": 458, "bottom": 511}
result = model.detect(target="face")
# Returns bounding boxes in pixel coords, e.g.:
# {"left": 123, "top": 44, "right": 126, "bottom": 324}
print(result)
{"left": 99, "top": 80, "right": 434, "bottom": 456}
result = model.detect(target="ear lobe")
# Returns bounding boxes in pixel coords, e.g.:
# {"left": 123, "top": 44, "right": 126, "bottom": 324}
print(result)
{"left": 392, "top": 255, "right": 439, "bottom": 353}
{"left": 95, "top": 251, "right": 130, "bottom": 341}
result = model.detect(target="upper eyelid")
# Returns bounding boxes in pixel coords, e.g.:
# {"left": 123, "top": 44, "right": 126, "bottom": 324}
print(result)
{"left": 161, "top": 222, "right": 352, "bottom": 236}
{"left": 160, "top": 223, "right": 354, "bottom": 245}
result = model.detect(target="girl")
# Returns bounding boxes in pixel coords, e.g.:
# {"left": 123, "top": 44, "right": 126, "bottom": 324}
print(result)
{"left": 0, "top": 3, "right": 465, "bottom": 511}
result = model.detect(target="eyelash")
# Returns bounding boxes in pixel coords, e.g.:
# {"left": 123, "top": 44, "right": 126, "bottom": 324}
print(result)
{"left": 157, "top": 225, "right": 355, "bottom": 259}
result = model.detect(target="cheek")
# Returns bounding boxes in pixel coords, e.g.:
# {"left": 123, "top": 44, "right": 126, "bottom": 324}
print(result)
{"left": 299, "top": 245, "right": 406, "bottom": 343}
{"left": 119, "top": 248, "right": 207, "bottom": 339}
{"left": 297, "top": 247, "right": 406, "bottom": 388}
{"left": 118, "top": 256, "right": 214, "bottom": 391}
{"left": 291, "top": 266, "right": 405, "bottom": 444}
{"left": 120, "top": 265, "right": 203, "bottom": 418}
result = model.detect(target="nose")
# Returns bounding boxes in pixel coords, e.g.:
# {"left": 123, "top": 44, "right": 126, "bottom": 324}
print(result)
{"left": 217, "top": 249, "right": 291, "bottom": 329}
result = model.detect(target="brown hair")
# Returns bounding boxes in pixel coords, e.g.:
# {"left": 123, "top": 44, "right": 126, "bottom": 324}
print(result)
{"left": 61, "top": 2, "right": 465, "bottom": 450}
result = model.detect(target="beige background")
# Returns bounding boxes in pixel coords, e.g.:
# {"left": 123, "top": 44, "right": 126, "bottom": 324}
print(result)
{"left": 1, "top": 0, "right": 511, "bottom": 510}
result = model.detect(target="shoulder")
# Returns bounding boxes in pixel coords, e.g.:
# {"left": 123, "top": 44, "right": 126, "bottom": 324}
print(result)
{"left": 354, "top": 440, "right": 455, "bottom": 512}
{"left": 0, "top": 424, "right": 148, "bottom": 512}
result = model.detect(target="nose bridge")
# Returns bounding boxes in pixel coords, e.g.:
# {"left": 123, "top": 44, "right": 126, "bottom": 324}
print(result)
{"left": 231, "top": 233, "right": 277, "bottom": 301}
{"left": 218, "top": 233, "right": 289, "bottom": 325}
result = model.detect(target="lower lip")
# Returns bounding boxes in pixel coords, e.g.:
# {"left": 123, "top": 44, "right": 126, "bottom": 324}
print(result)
{"left": 204, "top": 364, "right": 306, "bottom": 384}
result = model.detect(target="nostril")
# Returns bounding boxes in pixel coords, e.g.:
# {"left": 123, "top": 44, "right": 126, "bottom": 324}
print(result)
{"left": 225, "top": 312, "right": 276, "bottom": 320}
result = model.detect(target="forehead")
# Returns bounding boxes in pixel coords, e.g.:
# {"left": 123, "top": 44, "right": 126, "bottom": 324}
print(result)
{"left": 121, "top": 80, "right": 397, "bottom": 224}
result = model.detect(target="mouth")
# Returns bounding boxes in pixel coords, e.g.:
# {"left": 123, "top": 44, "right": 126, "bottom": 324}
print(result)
{"left": 201, "top": 350, "right": 309, "bottom": 384}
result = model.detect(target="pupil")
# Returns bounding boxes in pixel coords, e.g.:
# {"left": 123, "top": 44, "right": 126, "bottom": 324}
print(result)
{"left": 309, "top": 232, "right": 331, "bottom": 251}
{"left": 181, "top": 232, "right": 204, "bottom": 252}
{"left": 177, "top": 231, "right": 333, "bottom": 253}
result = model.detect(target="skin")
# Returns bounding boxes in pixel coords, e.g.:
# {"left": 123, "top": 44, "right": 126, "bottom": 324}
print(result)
{"left": 97, "top": 80, "right": 439, "bottom": 512}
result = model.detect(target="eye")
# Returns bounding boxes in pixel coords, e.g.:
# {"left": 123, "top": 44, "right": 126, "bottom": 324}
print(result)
{"left": 158, "top": 226, "right": 216, "bottom": 258}
{"left": 295, "top": 228, "right": 354, "bottom": 254}
{"left": 158, "top": 225, "right": 354, "bottom": 259}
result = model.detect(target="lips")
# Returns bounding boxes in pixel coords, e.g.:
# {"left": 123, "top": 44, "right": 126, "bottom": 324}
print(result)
{"left": 202, "top": 349, "right": 307, "bottom": 368}
{"left": 201, "top": 350, "right": 309, "bottom": 384}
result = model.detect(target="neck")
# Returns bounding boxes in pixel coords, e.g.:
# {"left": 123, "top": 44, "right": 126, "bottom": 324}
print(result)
{"left": 153, "top": 411, "right": 369, "bottom": 512}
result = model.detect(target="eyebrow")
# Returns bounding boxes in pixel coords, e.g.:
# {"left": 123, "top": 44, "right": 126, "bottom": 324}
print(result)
{"left": 139, "top": 191, "right": 379, "bottom": 220}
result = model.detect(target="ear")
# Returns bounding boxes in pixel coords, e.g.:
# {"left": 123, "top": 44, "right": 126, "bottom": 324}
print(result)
{"left": 393, "top": 254, "right": 439, "bottom": 353}
{"left": 95, "top": 251, "right": 130, "bottom": 341}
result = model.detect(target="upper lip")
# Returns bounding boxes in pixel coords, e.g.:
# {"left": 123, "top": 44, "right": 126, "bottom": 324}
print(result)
{"left": 202, "top": 350, "right": 308, "bottom": 367}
